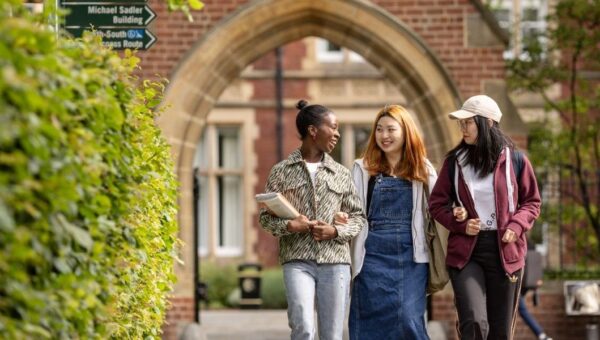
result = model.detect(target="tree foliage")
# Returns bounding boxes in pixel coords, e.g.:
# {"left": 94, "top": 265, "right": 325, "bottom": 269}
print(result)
{"left": 165, "top": 0, "right": 205, "bottom": 21}
{"left": 508, "top": 0, "right": 600, "bottom": 253}
{"left": 0, "top": 1, "right": 179, "bottom": 338}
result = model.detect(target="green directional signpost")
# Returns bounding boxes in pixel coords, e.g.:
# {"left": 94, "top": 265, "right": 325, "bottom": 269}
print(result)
{"left": 65, "top": 27, "right": 156, "bottom": 50}
{"left": 60, "top": 1, "right": 157, "bottom": 50}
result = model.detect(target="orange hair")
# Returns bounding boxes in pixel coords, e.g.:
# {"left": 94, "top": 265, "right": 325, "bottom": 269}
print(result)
{"left": 362, "top": 105, "right": 428, "bottom": 183}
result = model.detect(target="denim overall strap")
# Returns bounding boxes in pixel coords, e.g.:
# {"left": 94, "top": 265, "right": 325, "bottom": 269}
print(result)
{"left": 367, "top": 174, "right": 413, "bottom": 230}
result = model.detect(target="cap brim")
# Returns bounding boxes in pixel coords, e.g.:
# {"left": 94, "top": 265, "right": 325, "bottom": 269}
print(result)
{"left": 448, "top": 109, "right": 476, "bottom": 120}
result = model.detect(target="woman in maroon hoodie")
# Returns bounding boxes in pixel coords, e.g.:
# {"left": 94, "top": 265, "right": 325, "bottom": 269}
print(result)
{"left": 429, "top": 95, "right": 541, "bottom": 340}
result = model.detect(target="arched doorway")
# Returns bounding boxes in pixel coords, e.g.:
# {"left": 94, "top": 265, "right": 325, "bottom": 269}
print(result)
{"left": 160, "top": 0, "right": 462, "bottom": 327}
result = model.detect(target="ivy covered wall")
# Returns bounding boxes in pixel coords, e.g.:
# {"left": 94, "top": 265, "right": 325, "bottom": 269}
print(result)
{"left": 0, "top": 1, "right": 179, "bottom": 338}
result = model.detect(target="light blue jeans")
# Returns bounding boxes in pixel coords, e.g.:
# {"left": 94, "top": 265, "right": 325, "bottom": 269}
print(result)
{"left": 283, "top": 260, "right": 351, "bottom": 340}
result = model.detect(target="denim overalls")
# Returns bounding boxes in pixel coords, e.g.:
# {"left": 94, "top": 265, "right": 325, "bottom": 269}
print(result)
{"left": 349, "top": 174, "right": 429, "bottom": 340}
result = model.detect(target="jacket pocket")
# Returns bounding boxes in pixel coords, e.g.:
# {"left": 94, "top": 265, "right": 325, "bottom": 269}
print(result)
{"left": 501, "top": 237, "right": 525, "bottom": 263}
{"left": 280, "top": 181, "right": 308, "bottom": 211}
{"left": 281, "top": 180, "right": 307, "bottom": 192}
{"left": 446, "top": 233, "right": 460, "bottom": 257}
{"left": 325, "top": 179, "right": 345, "bottom": 195}
{"left": 324, "top": 180, "right": 344, "bottom": 213}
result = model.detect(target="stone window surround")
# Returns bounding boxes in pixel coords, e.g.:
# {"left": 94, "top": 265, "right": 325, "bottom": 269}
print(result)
{"left": 193, "top": 109, "right": 258, "bottom": 260}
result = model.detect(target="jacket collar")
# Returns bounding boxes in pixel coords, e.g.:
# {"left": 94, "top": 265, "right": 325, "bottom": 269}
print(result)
{"left": 286, "top": 148, "right": 337, "bottom": 173}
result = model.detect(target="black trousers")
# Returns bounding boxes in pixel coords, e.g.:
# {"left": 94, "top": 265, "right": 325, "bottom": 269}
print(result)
{"left": 449, "top": 231, "right": 522, "bottom": 340}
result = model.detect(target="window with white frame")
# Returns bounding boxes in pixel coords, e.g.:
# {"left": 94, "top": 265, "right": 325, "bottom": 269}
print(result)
{"left": 315, "top": 38, "right": 365, "bottom": 63}
{"left": 316, "top": 39, "right": 343, "bottom": 62}
{"left": 488, "top": 0, "right": 547, "bottom": 59}
{"left": 194, "top": 125, "right": 244, "bottom": 257}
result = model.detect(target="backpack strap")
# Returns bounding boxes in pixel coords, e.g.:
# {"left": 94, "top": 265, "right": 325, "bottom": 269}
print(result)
{"left": 447, "top": 153, "right": 458, "bottom": 205}
{"left": 512, "top": 149, "right": 524, "bottom": 184}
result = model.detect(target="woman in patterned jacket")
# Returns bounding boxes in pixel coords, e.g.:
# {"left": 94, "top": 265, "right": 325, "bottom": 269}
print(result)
{"left": 259, "top": 99, "right": 365, "bottom": 340}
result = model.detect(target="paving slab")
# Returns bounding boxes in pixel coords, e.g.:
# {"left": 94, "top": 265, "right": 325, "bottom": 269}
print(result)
{"left": 199, "top": 310, "right": 289, "bottom": 340}
{"left": 186, "top": 309, "right": 446, "bottom": 340}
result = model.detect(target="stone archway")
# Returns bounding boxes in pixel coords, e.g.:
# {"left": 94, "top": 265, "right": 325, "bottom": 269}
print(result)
{"left": 160, "top": 0, "right": 463, "bottom": 311}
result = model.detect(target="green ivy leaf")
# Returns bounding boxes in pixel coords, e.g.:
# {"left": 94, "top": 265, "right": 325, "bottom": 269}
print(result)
{"left": 0, "top": 199, "right": 15, "bottom": 232}
{"left": 188, "top": 0, "right": 205, "bottom": 10}
{"left": 55, "top": 214, "right": 93, "bottom": 251}
{"left": 53, "top": 257, "right": 71, "bottom": 274}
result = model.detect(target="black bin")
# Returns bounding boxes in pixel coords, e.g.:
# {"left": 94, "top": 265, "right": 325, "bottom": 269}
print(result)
{"left": 238, "top": 263, "right": 262, "bottom": 309}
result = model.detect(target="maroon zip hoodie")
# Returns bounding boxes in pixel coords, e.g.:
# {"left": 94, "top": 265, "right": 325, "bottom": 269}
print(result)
{"left": 429, "top": 150, "right": 541, "bottom": 275}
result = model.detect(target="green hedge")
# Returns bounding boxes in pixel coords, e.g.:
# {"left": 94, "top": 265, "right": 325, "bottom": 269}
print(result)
{"left": 545, "top": 269, "right": 600, "bottom": 280}
{"left": 199, "top": 263, "right": 287, "bottom": 309}
{"left": 0, "top": 2, "right": 178, "bottom": 338}
{"left": 200, "top": 262, "right": 238, "bottom": 308}
{"left": 261, "top": 267, "right": 287, "bottom": 309}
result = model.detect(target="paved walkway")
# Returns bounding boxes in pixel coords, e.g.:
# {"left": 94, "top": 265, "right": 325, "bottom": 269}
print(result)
{"left": 196, "top": 310, "right": 289, "bottom": 340}
{"left": 180, "top": 309, "right": 447, "bottom": 340}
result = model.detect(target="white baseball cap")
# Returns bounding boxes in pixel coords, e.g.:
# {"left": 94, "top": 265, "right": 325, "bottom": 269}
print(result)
{"left": 448, "top": 95, "right": 502, "bottom": 123}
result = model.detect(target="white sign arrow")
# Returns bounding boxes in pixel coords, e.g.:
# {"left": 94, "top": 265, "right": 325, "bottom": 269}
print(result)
{"left": 144, "top": 5, "right": 156, "bottom": 26}
{"left": 145, "top": 30, "right": 157, "bottom": 49}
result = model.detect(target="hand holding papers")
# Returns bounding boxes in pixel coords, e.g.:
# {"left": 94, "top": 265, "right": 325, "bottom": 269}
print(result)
{"left": 255, "top": 193, "right": 300, "bottom": 219}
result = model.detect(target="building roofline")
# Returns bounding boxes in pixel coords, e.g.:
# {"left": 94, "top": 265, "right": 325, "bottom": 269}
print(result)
{"left": 469, "top": 0, "right": 510, "bottom": 46}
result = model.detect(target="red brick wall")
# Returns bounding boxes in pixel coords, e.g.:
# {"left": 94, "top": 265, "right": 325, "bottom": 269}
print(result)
{"left": 371, "top": 0, "right": 506, "bottom": 98}
{"left": 432, "top": 286, "right": 599, "bottom": 340}
{"left": 252, "top": 42, "right": 306, "bottom": 70}
{"left": 512, "top": 134, "right": 528, "bottom": 150}
{"left": 140, "top": 0, "right": 251, "bottom": 79}
{"left": 139, "top": 0, "right": 506, "bottom": 99}
{"left": 163, "top": 297, "right": 194, "bottom": 340}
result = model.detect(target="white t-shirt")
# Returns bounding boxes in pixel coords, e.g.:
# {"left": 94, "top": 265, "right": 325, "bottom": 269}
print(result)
{"left": 305, "top": 162, "right": 322, "bottom": 185}
{"left": 461, "top": 162, "right": 498, "bottom": 231}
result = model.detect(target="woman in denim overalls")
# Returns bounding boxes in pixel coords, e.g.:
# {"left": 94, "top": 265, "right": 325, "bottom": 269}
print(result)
{"left": 349, "top": 105, "right": 441, "bottom": 339}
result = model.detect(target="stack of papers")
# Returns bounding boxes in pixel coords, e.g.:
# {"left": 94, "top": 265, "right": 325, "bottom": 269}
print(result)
{"left": 255, "top": 193, "right": 300, "bottom": 219}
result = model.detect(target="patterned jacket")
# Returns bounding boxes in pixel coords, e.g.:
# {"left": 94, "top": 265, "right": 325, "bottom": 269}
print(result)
{"left": 259, "top": 149, "right": 366, "bottom": 265}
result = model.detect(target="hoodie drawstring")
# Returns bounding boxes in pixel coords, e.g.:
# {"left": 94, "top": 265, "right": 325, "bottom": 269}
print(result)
{"left": 506, "top": 147, "right": 515, "bottom": 213}
{"left": 454, "top": 147, "right": 516, "bottom": 213}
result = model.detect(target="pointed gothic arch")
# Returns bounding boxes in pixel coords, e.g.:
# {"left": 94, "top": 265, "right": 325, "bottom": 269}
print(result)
{"left": 160, "top": 0, "right": 463, "bottom": 299}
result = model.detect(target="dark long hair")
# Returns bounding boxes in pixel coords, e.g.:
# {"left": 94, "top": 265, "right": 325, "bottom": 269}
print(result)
{"left": 447, "top": 116, "right": 515, "bottom": 177}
